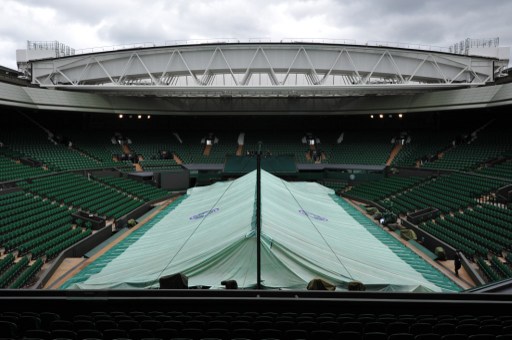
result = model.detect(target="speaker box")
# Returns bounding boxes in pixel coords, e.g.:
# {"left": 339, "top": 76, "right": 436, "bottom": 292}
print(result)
{"left": 159, "top": 273, "right": 188, "bottom": 289}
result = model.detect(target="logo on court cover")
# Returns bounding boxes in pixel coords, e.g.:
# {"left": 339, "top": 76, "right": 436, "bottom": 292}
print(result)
{"left": 190, "top": 208, "right": 220, "bottom": 220}
{"left": 298, "top": 209, "right": 328, "bottom": 222}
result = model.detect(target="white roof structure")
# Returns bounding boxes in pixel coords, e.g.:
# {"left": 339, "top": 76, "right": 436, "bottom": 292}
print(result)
{"left": 27, "top": 42, "right": 507, "bottom": 97}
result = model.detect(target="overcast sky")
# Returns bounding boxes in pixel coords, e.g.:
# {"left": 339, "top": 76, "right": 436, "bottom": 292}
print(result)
{"left": 1, "top": 0, "right": 511, "bottom": 70}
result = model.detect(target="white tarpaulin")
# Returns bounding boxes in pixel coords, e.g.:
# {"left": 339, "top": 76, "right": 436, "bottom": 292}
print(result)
{"left": 63, "top": 170, "right": 459, "bottom": 292}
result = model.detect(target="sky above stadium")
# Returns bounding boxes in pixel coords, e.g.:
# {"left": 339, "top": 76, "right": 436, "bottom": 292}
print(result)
{"left": 1, "top": 0, "right": 511, "bottom": 70}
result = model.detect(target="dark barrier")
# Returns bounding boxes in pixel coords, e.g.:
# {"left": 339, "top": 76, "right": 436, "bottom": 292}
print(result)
{"left": 115, "top": 203, "right": 152, "bottom": 228}
{"left": 38, "top": 195, "right": 178, "bottom": 288}
{"left": 401, "top": 219, "right": 457, "bottom": 259}
{"left": 460, "top": 252, "right": 486, "bottom": 286}
{"left": 69, "top": 226, "right": 113, "bottom": 258}
{"left": 88, "top": 169, "right": 121, "bottom": 178}
{"left": 116, "top": 194, "right": 177, "bottom": 229}
{"left": 393, "top": 166, "right": 451, "bottom": 178}
{"left": 342, "top": 194, "right": 458, "bottom": 260}
{"left": 0, "top": 186, "right": 23, "bottom": 195}
{"left": 340, "top": 194, "right": 388, "bottom": 212}
{"left": 20, "top": 157, "right": 43, "bottom": 167}
{"left": 407, "top": 207, "right": 440, "bottom": 224}
{"left": 158, "top": 170, "right": 190, "bottom": 191}
{"left": 496, "top": 184, "right": 512, "bottom": 204}
{"left": 341, "top": 194, "right": 454, "bottom": 256}
{"left": 71, "top": 211, "right": 106, "bottom": 230}
{"left": 35, "top": 225, "right": 113, "bottom": 288}
{"left": 401, "top": 219, "right": 485, "bottom": 285}
{"left": 1, "top": 289, "right": 512, "bottom": 316}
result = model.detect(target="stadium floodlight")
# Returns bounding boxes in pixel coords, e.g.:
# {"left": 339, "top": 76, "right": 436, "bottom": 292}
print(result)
{"left": 147, "top": 115, "right": 151, "bottom": 119}
{"left": 379, "top": 114, "right": 384, "bottom": 119}
{"left": 118, "top": 114, "right": 123, "bottom": 119}
{"left": 137, "top": 115, "right": 142, "bottom": 119}
{"left": 399, "top": 113, "right": 403, "bottom": 118}
{"left": 370, "top": 115, "right": 374, "bottom": 119}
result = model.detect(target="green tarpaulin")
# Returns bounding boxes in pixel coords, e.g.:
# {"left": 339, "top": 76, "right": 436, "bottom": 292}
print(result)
{"left": 63, "top": 170, "right": 460, "bottom": 292}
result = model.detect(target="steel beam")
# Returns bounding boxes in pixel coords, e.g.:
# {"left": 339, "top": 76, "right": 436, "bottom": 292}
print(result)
{"left": 30, "top": 43, "right": 499, "bottom": 97}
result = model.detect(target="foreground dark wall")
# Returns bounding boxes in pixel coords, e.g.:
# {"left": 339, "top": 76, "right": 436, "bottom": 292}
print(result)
{"left": 0, "top": 289, "right": 511, "bottom": 315}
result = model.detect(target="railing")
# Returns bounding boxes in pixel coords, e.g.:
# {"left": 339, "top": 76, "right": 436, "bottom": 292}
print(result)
{"left": 367, "top": 40, "right": 450, "bottom": 53}
{"left": 73, "top": 38, "right": 452, "bottom": 55}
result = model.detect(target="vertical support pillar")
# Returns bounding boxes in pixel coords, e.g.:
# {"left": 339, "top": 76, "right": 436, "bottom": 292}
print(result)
{"left": 256, "top": 141, "right": 262, "bottom": 289}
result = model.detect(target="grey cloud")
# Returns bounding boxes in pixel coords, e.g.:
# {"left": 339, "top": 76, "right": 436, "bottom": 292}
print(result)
{"left": 21, "top": 0, "right": 124, "bottom": 24}
{"left": 326, "top": 0, "right": 512, "bottom": 46}
{"left": 98, "top": 0, "right": 270, "bottom": 43}
{"left": 1, "top": 0, "right": 512, "bottom": 70}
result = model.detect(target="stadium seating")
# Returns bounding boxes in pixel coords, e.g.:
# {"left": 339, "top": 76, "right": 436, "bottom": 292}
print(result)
{"left": 377, "top": 173, "right": 505, "bottom": 215}
{"left": 125, "top": 131, "right": 181, "bottom": 164}
{"left": 1, "top": 109, "right": 512, "bottom": 291}
{"left": 139, "top": 159, "right": 182, "bottom": 171}
{"left": 0, "top": 256, "right": 28, "bottom": 288}
{"left": 345, "top": 176, "right": 425, "bottom": 202}
{"left": 9, "top": 258, "right": 43, "bottom": 289}
{"left": 476, "top": 256, "right": 502, "bottom": 282}
{"left": 0, "top": 192, "right": 74, "bottom": 255}
{"left": 325, "top": 131, "right": 393, "bottom": 165}
{"left": 422, "top": 128, "right": 512, "bottom": 171}
{"left": 94, "top": 175, "right": 170, "bottom": 202}
{"left": 0, "top": 186, "right": 98, "bottom": 287}
{"left": 244, "top": 131, "right": 311, "bottom": 163}
{"left": 0, "top": 254, "right": 15, "bottom": 274}
{"left": 477, "top": 159, "right": 512, "bottom": 180}
{"left": 198, "top": 132, "right": 239, "bottom": 163}
{"left": 0, "top": 155, "right": 47, "bottom": 183}
{"left": 392, "top": 130, "right": 460, "bottom": 167}
{"left": 420, "top": 220, "right": 488, "bottom": 256}
{"left": 2, "top": 128, "right": 104, "bottom": 171}
{"left": 321, "top": 179, "right": 348, "bottom": 192}
{"left": 0, "top": 169, "right": 174, "bottom": 287}
{"left": 0, "top": 154, "right": 179, "bottom": 287}
{"left": 491, "top": 255, "right": 512, "bottom": 279}
{"left": 67, "top": 130, "right": 131, "bottom": 170}
{"left": 331, "top": 195, "right": 457, "bottom": 291}
{"left": 0, "top": 305, "right": 512, "bottom": 340}
{"left": 17, "top": 173, "right": 144, "bottom": 219}
{"left": 346, "top": 169, "right": 512, "bottom": 283}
